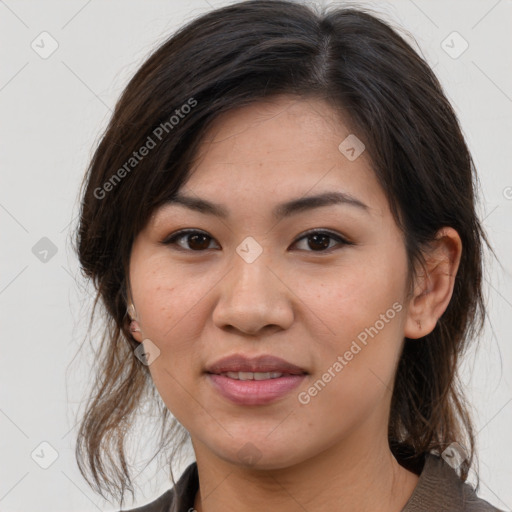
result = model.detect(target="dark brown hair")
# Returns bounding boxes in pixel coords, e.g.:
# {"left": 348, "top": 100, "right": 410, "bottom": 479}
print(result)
{"left": 72, "top": 0, "right": 495, "bottom": 507}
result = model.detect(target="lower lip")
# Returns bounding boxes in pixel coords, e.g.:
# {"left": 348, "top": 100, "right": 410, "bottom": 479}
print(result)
{"left": 207, "top": 373, "right": 307, "bottom": 405}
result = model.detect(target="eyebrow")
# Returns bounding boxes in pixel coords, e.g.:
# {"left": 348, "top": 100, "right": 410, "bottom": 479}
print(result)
{"left": 163, "top": 191, "right": 370, "bottom": 220}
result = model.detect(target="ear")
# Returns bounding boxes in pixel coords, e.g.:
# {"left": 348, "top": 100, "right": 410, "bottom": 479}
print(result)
{"left": 404, "top": 227, "right": 462, "bottom": 339}
{"left": 126, "top": 302, "right": 144, "bottom": 343}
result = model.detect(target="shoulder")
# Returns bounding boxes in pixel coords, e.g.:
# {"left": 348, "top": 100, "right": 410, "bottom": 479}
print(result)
{"left": 461, "top": 475, "right": 505, "bottom": 512}
{"left": 116, "top": 462, "right": 198, "bottom": 512}
{"left": 402, "top": 453, "right": 505, "bottom": 512}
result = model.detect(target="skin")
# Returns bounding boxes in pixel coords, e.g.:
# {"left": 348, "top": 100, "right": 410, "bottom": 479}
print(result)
{"left": 128, "top": 94, "right": 462, "bottom": 512}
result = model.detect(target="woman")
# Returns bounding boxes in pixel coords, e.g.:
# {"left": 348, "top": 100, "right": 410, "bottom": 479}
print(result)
{"left": 74, "top": 1, "right": 504, "bottom": 510}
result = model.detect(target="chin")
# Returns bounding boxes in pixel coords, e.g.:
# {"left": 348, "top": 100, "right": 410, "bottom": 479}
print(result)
{"left": 206, "top": 434, "right": 309, "bottom": 471}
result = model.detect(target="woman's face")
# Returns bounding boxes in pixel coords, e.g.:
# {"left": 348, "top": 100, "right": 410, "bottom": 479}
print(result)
{"left": 129, "top": 95, "right": 413, "bottom": 469}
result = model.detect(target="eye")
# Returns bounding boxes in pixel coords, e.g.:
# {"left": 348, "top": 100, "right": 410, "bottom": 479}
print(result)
{"left": 161, "top": 228, "right": 352, "bottom": 254}
{"left": 161, "top": 229, "right": 219, "bottom": 251}
{"left": 292, "top": 229, "right": 352, "bottom": 253}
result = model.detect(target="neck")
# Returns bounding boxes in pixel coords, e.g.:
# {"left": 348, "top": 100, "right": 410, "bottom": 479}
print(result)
{"left": 192, "top": 433, "right": 419, "bottom": 512}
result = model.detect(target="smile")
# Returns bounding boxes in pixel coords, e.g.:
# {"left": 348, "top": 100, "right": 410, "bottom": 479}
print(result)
{"left": 207, "top": 372, "right": 307, "bottom": 405}
{"left": 219, "top": 371, "right": 286, "bottom": 380}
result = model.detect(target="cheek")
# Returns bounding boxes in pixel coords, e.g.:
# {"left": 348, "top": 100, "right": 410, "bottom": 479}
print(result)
{"left": 130, "top": 256, "right": 207, "bottom": 350}
{"left": 296, "top": 251, "right": 406, "bottom": 403}
{"left": 130, "top": 262, "right": 207, "bottom": 424}
{"left": 300, "top": 252, "right": 406, "bottom": 345}
{"left": 296, "top": 305, "right": 405, "bottom": 441}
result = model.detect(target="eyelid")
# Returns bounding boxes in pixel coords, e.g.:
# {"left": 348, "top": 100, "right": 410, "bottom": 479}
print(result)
{"left": 160, "top": 229, "right": 217, "bottom": 249}
{"left": 294, "top": 229, "right": 354, "bottom": 253}
{"left": 160, "top": 228, "right": 354, "bottom": 252}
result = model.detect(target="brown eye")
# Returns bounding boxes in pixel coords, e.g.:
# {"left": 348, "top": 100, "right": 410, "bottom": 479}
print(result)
{"left": 161, "top": 229, "right": 352, "bottom": 254}
{"left": 162, "top": 230, "right": 218, "bottom": 251}
{"left": 292, "top": 230, "right": 352, "bottom": 253}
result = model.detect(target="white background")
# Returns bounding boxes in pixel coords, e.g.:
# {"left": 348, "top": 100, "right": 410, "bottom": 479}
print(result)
{"left": 1, "top": 0, "right": 511, "bottom": 510}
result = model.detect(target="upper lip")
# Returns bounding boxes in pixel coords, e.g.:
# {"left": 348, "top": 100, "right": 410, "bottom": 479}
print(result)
{"left": 205, "top": 354, "right": 308, "bottom": 375}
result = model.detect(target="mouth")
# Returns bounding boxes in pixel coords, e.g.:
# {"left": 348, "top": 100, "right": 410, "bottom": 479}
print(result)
{"left": 212, "top": 371, "right": 296, "bottom": 380}
{"left": 205, "top": 354, "right": 308, "bottom": 405}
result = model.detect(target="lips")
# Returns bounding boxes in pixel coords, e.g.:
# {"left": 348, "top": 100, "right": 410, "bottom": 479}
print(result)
{"left": 205, "top": 354, "right": 308, "bottom": 376}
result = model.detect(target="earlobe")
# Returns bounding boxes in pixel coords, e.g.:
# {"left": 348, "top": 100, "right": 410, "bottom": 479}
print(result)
{"left": 403, "top": 227, "right": 462, "bottom": 340}
{"left": 127, "top": 303, "right": 143, "bottom": 343}
{"left": 130, "top": 320, "right": 141, "bottom": 333}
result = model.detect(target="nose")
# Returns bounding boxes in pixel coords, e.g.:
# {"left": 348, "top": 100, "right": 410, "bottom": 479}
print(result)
{"left": 211, "top": 248, "right": 294, "bottom": 336}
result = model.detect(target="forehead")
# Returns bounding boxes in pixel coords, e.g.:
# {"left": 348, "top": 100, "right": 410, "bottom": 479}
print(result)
{"left": 152, "top": 95, "right": 389, "bottom": 225}
{"left": 193, "top": 95, "right": 353, "bottom": 167}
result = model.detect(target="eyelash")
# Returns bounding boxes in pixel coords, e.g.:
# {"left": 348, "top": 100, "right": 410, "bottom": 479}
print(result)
{"left": 160, "top": 229, "right": 353, "bottom": 254}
